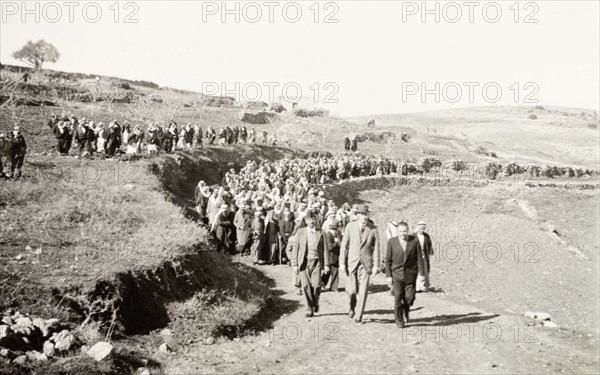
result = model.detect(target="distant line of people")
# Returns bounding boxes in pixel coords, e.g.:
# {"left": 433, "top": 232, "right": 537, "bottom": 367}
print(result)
{"left": 45, "top": 113, "right": 279, "bottom": 158}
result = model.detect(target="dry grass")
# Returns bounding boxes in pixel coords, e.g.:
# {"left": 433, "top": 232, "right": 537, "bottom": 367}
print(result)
{"left": 0, "top": 157, "right": 203, "bottom": 310}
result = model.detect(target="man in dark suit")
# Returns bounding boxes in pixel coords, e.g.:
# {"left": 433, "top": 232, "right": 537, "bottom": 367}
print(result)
{"left": 215, "top": 204, "right": 233, "bottom": 253}
{"left": 322, "top": 221, "right": 341, "bottom": 292}
{"left": 385, "top": 221, "right": 423, "bottom": 328}
{"left": 279, "top": 210, "right": 295, "bottom": 263}
{"left": 290, "top": 210, "right": 330, "bottom": 317}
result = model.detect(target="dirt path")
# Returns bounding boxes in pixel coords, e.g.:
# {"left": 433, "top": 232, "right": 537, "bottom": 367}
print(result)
{"left": 164, "top": 259, "right": 599, "bottom": 374}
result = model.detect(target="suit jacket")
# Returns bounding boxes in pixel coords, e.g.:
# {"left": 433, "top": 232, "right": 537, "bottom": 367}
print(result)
{"left": 385, "top": 235, "right": 423, "bottom": 284}
{"left": 324, "top": 231, "right": 340, "bottom": 265}
{"left": 290, "top": 227, "right": 330, "bottom": 270}
{"left": 215, "top": 211, "right": 232, "bottom": 242}
{"left": 340, "top": 221, "right": 380, "bottom": 274}
{"left": 279, "top": 219, "right": 295, "bottom": 239}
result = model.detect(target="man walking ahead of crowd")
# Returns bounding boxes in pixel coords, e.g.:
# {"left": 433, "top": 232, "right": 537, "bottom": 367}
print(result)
{"left": 385, "top": 221, "right": 423, "bottom": 328}
{"left": 290, "top": 210, "right": 330, "bottom": 317}
{"left": 340, "top": 205, "right": 380, "bottom": 324}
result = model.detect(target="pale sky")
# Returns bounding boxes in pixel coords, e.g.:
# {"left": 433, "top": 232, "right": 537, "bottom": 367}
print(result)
{"left": 1, "top": 0, "right": 599, "bottom": 116}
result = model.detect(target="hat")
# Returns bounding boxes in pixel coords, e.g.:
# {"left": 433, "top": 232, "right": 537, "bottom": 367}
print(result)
{"left": 318, "top": 191, "right": 325, "bottom": 196}
{"left": 329, "top": 220, "right": 340, "bottom": 230}
{"left": 326, "top": 211, "right": 336, "bottom": 220}
{"left": 417, "top": 220, "right": 427, "bottom": 226}
{"left": 13, "top": 126, "right": 20, "bottom": 131}
{"left": 355, "top": 204, "right": 370, "bottom": 215}
{"left": 220, "top": 204, "right": 229, "bottom": 210}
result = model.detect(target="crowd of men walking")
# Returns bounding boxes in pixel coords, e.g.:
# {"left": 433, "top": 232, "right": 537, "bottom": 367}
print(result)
{"left": 44, "top": 113, "right": 278, "bottom": 158}
{"left": 195, "top": 156, "right": 434, "bottom": 326}
{"left": 0, "top": 114, "right": 285, "bottom": 177}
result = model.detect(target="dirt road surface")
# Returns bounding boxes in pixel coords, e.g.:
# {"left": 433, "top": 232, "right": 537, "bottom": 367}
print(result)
{"left": 164, "top": 260, "right": 599, "bottom": 374}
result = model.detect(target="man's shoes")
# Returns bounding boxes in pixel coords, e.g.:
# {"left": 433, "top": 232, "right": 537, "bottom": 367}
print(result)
{"left": 348, "top": 310, "right": 355, "bottom": 319}
{"left": 305, "top": 312, "right": 314, "bottom": 318}
{"left": 314, "top": 305, "right": 319, "bottom": 313}
{"left": 396, "top": 321, "right": 405, "bottom": 329}
{"left": 404, "top": 306, "right": 410, "bottom": 323}
{"left": 296, "top": 289, "right": 303, "bottom": 296}
{"left": 354, "top": 319, "right": 363, "bottom": 325}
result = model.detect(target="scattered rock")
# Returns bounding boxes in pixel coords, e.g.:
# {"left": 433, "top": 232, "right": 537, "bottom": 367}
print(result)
{"left": 40, "top": 318, "right": 60, "bottom": 337}
{"left": 12, "top": 316, "right": 34, "bottom": 335}
{"left": 26, "top": 350, "right": 47, "bottom": 362}
{"left": 205, "top": 337, "right": 215, "bottom": 345}
{"left": 43, "top": 340, "right": 55, "bottom": 357}
{"left": 87, "top": 341, "right": 113, "bottom": 361}
{"left": 13, "top": 355, "right": 27, "bottom": 364}
{"left": 52, "top": 329, "right": 76, "bottom": 351}
{"left": 542, "top": 321, "right": 559, "bottom": 328}
{"left": 160, "top": 328, "right": 172, "bottom": 336}
{"left": 0, "top": 325, "right": 11, "bottom": 338}
{"left": 159, "top": 343, "right": 171, "bottom": 353}
{"left": 14, "top": 254, "right": 23, "bottom": 260}
{"left": 525, "top": 311, "right": 551, "bottom": 321}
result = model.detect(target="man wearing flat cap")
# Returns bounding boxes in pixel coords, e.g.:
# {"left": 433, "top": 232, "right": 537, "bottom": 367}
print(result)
{"left": 290, "top": 210, "right": 330, "bottom": 317}
{"left": 340, "top": 204, "right": 380, "bottom": 323}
